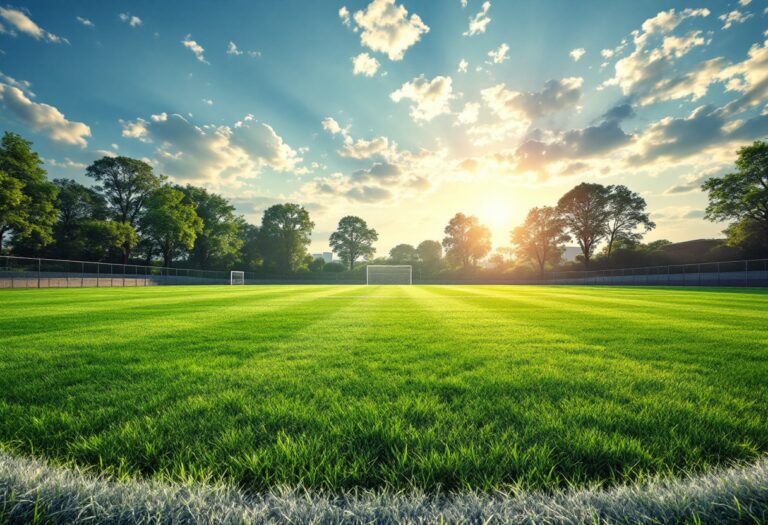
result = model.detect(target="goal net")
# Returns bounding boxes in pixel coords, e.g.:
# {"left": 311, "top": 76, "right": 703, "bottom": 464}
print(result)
{"left": 230, "top": 271, "right": 245, "bottom": 285}
{"left": 366, "top": 265, "right": 412, "bottom": 285}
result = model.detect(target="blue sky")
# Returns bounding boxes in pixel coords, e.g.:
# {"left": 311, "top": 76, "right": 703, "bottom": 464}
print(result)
{"left": 1, "top": 0, "right": 766, "bottom": 254}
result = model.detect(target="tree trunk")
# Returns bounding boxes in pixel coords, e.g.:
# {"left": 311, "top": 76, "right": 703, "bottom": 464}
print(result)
{"left": 0, "top": 226, "right": 5, "bottom": 254}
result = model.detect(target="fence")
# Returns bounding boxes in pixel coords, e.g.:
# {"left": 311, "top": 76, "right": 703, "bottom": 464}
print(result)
{"left": 1, "top": 255, "right": 767, "bottom": 289}
{"left": 544, "top": 258, "right": 768, "bottom": 287}
{"left": 0, "top": 255, "right": 230, "bottom": 289}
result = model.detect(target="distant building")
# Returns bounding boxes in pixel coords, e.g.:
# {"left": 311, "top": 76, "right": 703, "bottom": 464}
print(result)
{"left": 312, "top": 252, "right": 333, "bottom": 263}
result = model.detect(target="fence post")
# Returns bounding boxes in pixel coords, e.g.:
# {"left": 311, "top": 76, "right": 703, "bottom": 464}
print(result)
{"left": 745, "top": 260, "right": 749, "bottom": 288}
{"left": 37, "top": 258, "right": 41, "bottom": 288}
{"left": 97, "top": 263, "right": 100, "bottom": 287}
{"left": 81, "top": 261, "right": 84, "bottom": 287}
{"left": 698, "top": 264, "right": 701, "bottom": 287}
{"left": 717, "top": 262, "right": 720, "bottom": 287}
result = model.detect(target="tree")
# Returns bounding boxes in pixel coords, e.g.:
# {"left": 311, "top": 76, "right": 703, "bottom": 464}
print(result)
{"left": 511, "top": 206, "right": 568, "bottom": 277}
{"left": 80, "top": 220, "right": 138, "bottom": 262}
{"left": 489, "top": 247, "right": 515, "bottom": 271}
{"left": 239, "top": 223, "right": 262, "bottom": 271}
{"left": 308, "top": 256, "right": 325, "bottom": 272}
{"left": 703, "top": 141, "right": 768, "bottom": 254}
{"left": 177, "top": 185, "right": 245, "bottom": 269}
{"left": 557, "top": 183, "right": 611, "bottom": 268}
{"left": 442, "top": 213, "right": 491, "bottom": 270}
{"left": 329, "top": 215, "right": 378, "bottom": 270}
{"left": 416, "top": 240, "right": 442, "bottom": 275}
{"left": 140, "top": 187, "right": 203, "bottom": 267}
{"left": 604, "top": 185, "right": 655, "bottom": 260}
{"left": 389, "top": 243, "right": 417, "bottom": 265}
{"left": 85, "top": 156, "right": 162, "bottom": 262}
{"left": 259, "top": 203, "right": 314, "bottom": 272}
{"left": 0, "top": 132, "right": 58, "bottom": 253}
{"left": 51, "top": 179, "right": 108, "bottom": 259}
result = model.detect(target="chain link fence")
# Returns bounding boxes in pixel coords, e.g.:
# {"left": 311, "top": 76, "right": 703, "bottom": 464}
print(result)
{"left": 1, "top": 255, "right": 767, "bottom": 289}
{"left": 545, "top": 259, "right": 768, "bottom": 287}
{"left": 0, "top": 256, "right": 229, "bottom": 288}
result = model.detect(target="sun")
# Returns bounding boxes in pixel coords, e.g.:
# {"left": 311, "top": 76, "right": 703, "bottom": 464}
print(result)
{"left": 483, "top": 199, "right": 512, "bottom": 229}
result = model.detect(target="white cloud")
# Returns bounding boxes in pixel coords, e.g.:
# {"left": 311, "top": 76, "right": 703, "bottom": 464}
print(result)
{"left": 390, "top": 74, "right": 454, "bottom": 122}
{"left": 603, "top": 8, "right": 714, "bottom": 104}
{"left": 467, "top": 78, "right": 584, "bottom": 145}
{"left": 461, "top": 0, "right": 468, "bottom": 7}
{"left": 601, "top": 48, "right": 615, "bottom": 59}
{"left": 487, "top": 43, "right": 509, "bottom": 64}
{"left": 119, "top": 13, "right": 142, "bottom": 27}
{"left": 340, "top": 136, "right": 394, "bottom": 159}
{"left": 339, "top": 6, "right": 351, "bottom": 27}
{"left": 0, "top": 7, "right": 67, "bottom": 43}
{"left": 121, "top": 113, "right": 305, "bottom": 184}
{"left": 464, "top": 1, "right": 491, "bottom": 36}
{"left": 44, "top": 157, "right": 88, "bottom": 169}
{"left": 0, "top": 83, "right": 90, "bottom": 146}
{"left": 321, "top": 117, "right": 345, "bottom": 136}
{"left": 76, "top": 16, "right": 94, "bottom": 28}
{"left": 739, "top": 0, "right": 751, "bottom": 5}
{"left": 569, "top": 48, "right": 586, "bottom": 62}
{"left": 352, "top": 52, "right": 380, "bottom": 76}
{"left": 351, "top": 0, "right": 429, "bottom": 61}
{"left": 202, "top": 98, "right": 213, "bottom": 105}
{"left": 482, "top": 77, "right": 583, "bottom": 121}
{"left": 455, "top": 102, "right": 480, "bottom": 125}
{"left": 227, "top": 41, "right": 260, "bottom": 57}
{"left": 182, "top": 34, "right": 208, "bottom": 64}
{"left": 458, "top": 58, "right": 468, "bottom": 73}
{"left": 0, "top": 71, "right": 32, "bottom": 95}
{"left": 719, "top": 10, "right": 752, "bottom": 30}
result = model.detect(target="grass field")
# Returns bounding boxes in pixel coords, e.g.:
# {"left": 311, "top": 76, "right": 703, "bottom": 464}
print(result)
{"left": 1, "top": 285, "right": 767, "bottom": 495}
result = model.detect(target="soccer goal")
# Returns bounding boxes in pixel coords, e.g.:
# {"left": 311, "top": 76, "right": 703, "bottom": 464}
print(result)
{"left": 230, "top": 271, "right": 245, "bottom": 285}
{"left": 366, "top": 265, "right": 412, "bottom": 285}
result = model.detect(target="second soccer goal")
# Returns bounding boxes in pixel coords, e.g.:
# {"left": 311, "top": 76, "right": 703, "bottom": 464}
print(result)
{"left": 366, "top": 265, "right": 412, "bottom": 285}
{"left": 230, "top": 271, "right": 245, "bottom": 285}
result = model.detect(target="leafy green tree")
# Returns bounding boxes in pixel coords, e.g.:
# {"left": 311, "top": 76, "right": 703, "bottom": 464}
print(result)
{"left": 0, "top": 132, "right": 58, "bottom": 253}
{"left": 605, "top": 185, "right": 655, "bottom": 260}
{"left": 557, "top": 183, "right": 611, "bottom": 268}
{"left": 86, "top": 156, "right": 162, "bottom": 262}
{"left": 323, "top": 261, "right": 346, "bottom": 272}
{"left": 239, "top": 223, "right": 262, "bottom": 271}
{"left": 389, "top": 243, "right": 417, "bottom": 265}
{"left": 703, "top": 141, "right": 768, "bottom": 254}
{"left": 177, "top": 185, "right": 246, "bottom": 269}
{"left": 51, "top": 179, "right": 108, "bottom": 258}
{"left": 0, "top": 171, "right": 25, "bottom": 253}
{"left": 259, "top": 203, "right": 314, "bottom": 272}
{"left": 442, "top": 213, "right": 491, "bottom": 270}
{"left": 140, "top": 187, "right": 203, "bottom": 267}
{"left": 511, "top": 206, "right": 568, "bottom": 277}
{"left": 416, "top": 240, "right": 442, "bottom": 275}
{"left": 80, "top": 220, "right": 138, "bottom": 262}
{"left": 308, "top": 256, "right": 326, "bottom": 272}
{"left": 329, "top": 215, "right": 378, "bottom": 270}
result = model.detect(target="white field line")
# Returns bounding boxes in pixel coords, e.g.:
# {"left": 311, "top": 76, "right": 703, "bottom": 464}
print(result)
{"left": 1, "top": 452, "right": 767, "bottom": 524}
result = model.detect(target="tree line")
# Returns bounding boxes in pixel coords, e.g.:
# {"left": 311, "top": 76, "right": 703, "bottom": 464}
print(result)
{"left": 1, "top": 131, "right": 766, "bottom": 276}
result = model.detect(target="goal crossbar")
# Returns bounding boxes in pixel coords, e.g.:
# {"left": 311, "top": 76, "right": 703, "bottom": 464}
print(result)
{"left": 366, "top": 265, "right": 412, "bottom": 285}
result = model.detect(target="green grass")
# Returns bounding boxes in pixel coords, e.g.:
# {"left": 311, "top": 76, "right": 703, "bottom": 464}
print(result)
{"left": 1, "top": 285, "right": 767, "bottom": 494}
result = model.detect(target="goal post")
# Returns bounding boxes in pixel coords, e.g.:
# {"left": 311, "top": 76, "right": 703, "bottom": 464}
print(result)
{"left": 230, "top": 270, "right": 245, "bottom": 285}
{"left": 366, "top": 265, "right": 412, "bottom": 285}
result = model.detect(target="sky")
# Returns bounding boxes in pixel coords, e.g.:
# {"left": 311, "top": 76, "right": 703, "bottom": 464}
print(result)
{"left": 0, "top": 0, "right": 767, "bottom": 256}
